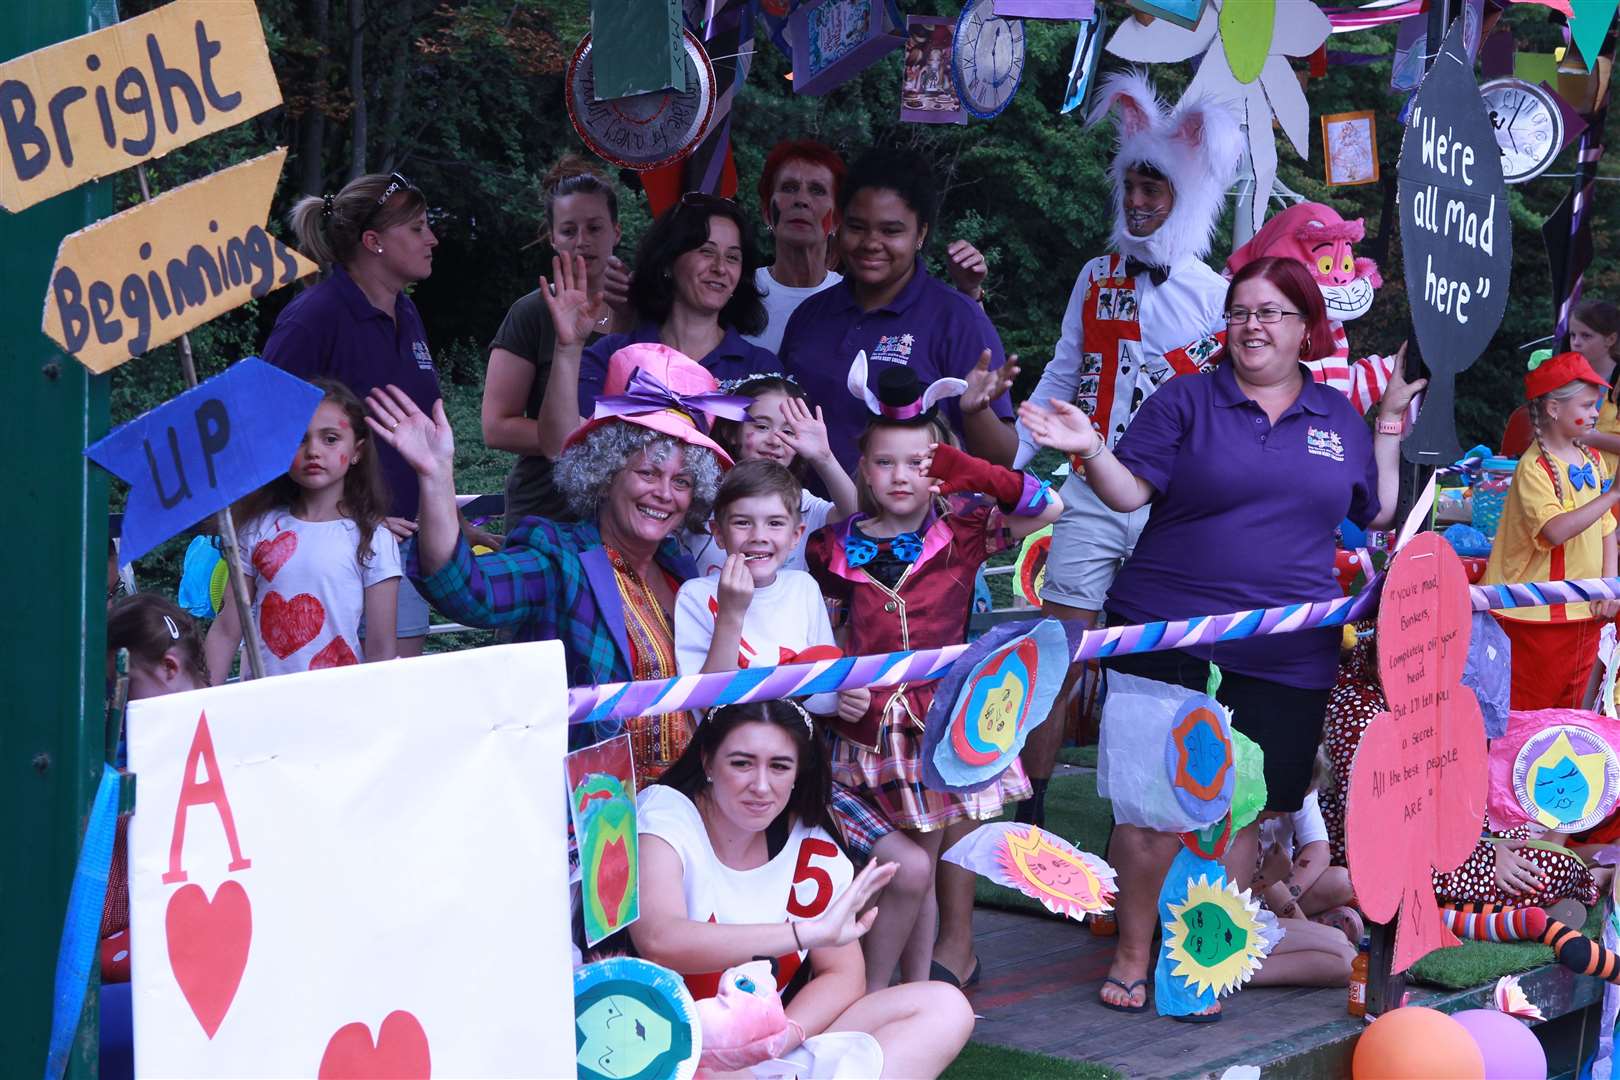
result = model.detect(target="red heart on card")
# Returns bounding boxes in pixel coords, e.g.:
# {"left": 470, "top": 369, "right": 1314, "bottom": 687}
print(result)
{"left": 260, "top": 592, "right": 325, "bottom": 659}
{"left": 309, "top": 635, "right": 359, "bottom": 670}
{"left": 319, "top": 1010, "right": 432, "bottom": 1079}
{"left": 166, "top": 880, "right": 252, "bottom": 1039}
{"left": 251, "top": 531, "right": 298, "bottom": 582}
{"left": 598, "top": 835, "right": 630, "bottom": 925}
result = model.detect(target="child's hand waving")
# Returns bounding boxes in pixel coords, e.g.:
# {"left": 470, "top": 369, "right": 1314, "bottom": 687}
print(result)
{"left": 961, "top": 349, "right": 1018, "bottom": 415}
{"left": 777, "top": 395, "right": 834, "bottom": 467}
{"left": 366, "top": 385, "right": 455, "bottom": 481}
{"left": 1019, "top": 399, "right": 1102, "bottom": 457}
{"left": 716, "top": 553, "right": 755, "bottom": 622}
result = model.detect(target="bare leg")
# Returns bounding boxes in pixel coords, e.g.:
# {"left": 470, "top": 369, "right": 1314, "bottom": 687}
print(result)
{"left": 1247, "top": 919, "right": 1355, "bottom": 987}
{"left": 826, "top": 982, "right": 975, "bottom": 1080}
{"left": 898, "top": 828, "right": 945, "bottom": 985}
{"left": 861, "top": 831, "right": 933, "bottom": 992}
{"left": 1015, "top": 602, "right": 1097, "bottom": 825}
{"left": 1299, "top": 865, "right": 1354, "bottom": 916}
{"left": 396, "top": 635, "right": 426, "bottom": 658}
{"left": 1101, "top": 823, "right": 1181, "bottom": 1008}
{"left": 933, "top": 818, "right": 980, "bottom": 982}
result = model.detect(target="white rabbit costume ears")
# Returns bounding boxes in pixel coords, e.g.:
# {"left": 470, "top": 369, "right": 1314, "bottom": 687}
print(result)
{"left": 846, "top": 350, "right": 966, "bottom": 421}
{"left": 1087, "top": 68, "right": 1243, "bottom": 268}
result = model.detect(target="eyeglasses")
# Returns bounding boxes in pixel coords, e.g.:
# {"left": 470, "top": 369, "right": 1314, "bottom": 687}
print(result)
{"left": 1225, "top": 307, "right": 1304, "bottom": 325}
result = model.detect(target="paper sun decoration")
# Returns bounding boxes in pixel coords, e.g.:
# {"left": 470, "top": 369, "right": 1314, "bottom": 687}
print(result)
{"left": 942, "top": 822, "right": 1117, "bottom": 920}
{"left": 1107, "top": 0, "right": 1332, "bottom": 231}
{"left": 1162, "top": 860, "right": 1282, "bottom": 997}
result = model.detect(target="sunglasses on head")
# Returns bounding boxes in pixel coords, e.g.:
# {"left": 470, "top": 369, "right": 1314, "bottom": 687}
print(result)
{"left": 365, "top": 172, "right": 418, "bottom": 226}
{"left": 678, "top": 191, "right": 738, "bottom": 212}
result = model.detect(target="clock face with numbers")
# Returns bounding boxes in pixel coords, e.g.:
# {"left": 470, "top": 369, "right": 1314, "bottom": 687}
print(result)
{"left": 952, "top": 0, "right": 1026, "bottom": 120}
{"left": 1480, "top": 77, "right": 1564, "bottom": 184}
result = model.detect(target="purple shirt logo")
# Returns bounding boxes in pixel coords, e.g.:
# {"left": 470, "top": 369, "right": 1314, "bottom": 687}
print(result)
{"left": 871, "top": 333, "right": 915, "bottom": 365}
{"left": 1306, "top": 426, "right": 1345, "bottom": 463}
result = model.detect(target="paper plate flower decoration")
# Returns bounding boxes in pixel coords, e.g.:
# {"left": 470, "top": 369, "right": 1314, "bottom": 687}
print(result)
{"left": 1107, "top": 0, "right": 1332, "bottom": 231}
{"left": 1488, "top": 709, "right": 1620, "bottom": 833}
{"left": 1494, "top": 975, "right": 1546, "bottom": 1022}
{"left": 942, "top": 821, "right": 1117, "bottom": 921}
{"left": 1155, "top": 847, "right": 1281, "bottom": 1015}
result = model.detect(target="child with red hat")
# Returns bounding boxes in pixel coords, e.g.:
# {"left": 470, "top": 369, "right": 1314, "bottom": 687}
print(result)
{"left": 1483, "top": 351, "right": 1620, "bottom": 709}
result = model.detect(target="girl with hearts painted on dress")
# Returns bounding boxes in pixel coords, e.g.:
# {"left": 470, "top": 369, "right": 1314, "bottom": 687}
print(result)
{"left": 805, "top": 361, "right": 1062, "bottom": 992}
{"left": 205, "top": 378, "right": 401, "bottom": 682}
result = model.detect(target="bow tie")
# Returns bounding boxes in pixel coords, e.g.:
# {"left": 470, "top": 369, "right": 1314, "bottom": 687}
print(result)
{"left": 1570, "top": 462, "right": 1598, "bottom": 491}
{"left": 1124, "top": 258, "right": 1168, "bottom": 286}
{"left": 846, "top": 531, "right": 924, "bottom": 568}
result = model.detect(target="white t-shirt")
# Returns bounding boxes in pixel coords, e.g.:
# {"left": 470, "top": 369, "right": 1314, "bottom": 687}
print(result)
{"left": 744, "top": 266, "right": 844, "bottom": 356}
{"left": 637, "top": 784, "right": 853, "bottom": 999}
{"left": 674, "top": 570, "right": 839, "bottom": 714}
{"left": 682, "top": 491, "right": 835, "bottom": 579}
{"left": 238, "top": 509, "right": 402, "bottom": 677}
{"left": 1260, "top": 790, "right": 1330, "bottom": 860}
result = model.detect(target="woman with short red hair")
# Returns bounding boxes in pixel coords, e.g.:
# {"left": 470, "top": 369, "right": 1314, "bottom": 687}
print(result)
{"left": 1021, "top": 255, "right": 1421, "bottom": 1017}
{"left": 748, "top": 140, "right": 850, "bottom": 354}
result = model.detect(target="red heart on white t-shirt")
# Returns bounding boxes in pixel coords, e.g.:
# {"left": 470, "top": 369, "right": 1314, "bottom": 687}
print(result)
{"left": 251, "top": 531, "right": 298, "bottom": 582}
{"left": 309, "top": 636, "right": 358, "bottom": 670}
{"left": 259, "top": 592, "right": 324, "bottom": 658}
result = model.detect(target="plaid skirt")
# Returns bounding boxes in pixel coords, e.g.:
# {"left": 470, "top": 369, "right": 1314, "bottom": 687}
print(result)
{"left": 829, "top": 722, "right": 1032, "bottom": 834}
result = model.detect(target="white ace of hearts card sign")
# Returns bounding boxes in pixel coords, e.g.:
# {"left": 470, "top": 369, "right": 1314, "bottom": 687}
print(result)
{"left": 126, "top": 641, "right": 574, "bottom": 1078}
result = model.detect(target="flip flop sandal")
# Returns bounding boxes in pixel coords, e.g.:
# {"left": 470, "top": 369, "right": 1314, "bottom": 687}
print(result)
{"left": 1172, "top": 1008, "right": 1223, "bottom": 1024}
{"left": 1099, "top": 976, "right": 1149, "bottom": 1013}
{"left": 963, "top": 958, "right": 982, "bottom": 989}
{"left": 929, "top": 960, "right": 962, "bottom": 988}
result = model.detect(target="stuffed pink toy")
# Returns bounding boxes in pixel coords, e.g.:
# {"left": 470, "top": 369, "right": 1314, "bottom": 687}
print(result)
{"left": 694, "top": 960, "right": 806, "bottom": 1075}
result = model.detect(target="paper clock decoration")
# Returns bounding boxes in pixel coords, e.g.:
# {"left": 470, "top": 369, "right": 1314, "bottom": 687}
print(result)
{"left": 1480, "top": 78, "right": 1566, "bottom": 184}
{"left": 1012, "top": 524, "right": 1052, "bottom": 606}
{"left": 1487, "top": 709, "right": 1620, "bottom": 833}
{"left": 1397, "top": 18, "right": 1512, "bottom": 464}
{"left": 566, "top": 735, "right": 641, "bottom": 946}
{"left": 1106, "top": 0, "right": 1331, "bottom": 231}
{"left": 920, "top": 618, "right": 1075, "bottom": 793}
{"left": 574, "top": 957, "right": 701, "bottom": 1080}
{"left": 790, "top": 0, "right": 905, "bottom": 97}
{"left": 1164, "top": 694, "right": 1235, "bottom": 825}
{"left": 942, "top": 822, "right": 1117, "bottom": 920}
{"left": 566, "top": 30, "right": 716, "bottom": 170}
{"left": 952, "top": 0, "right": 1027, "bottom": 120}
{"left": 1154, "top": 847, "right": 1281, "bottom": 1016}
{"left": 1346, "top": 533, "right": 1488, "bottom": 973}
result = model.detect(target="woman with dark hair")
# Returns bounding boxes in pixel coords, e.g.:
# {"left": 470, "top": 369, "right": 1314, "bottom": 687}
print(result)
{"left": 632, "top": 700, "right": 974, "bottom": 1078}
{"left": 535, "top": 197, "right": 781, "bottom": 457}
{"left": 1021, "top": 255, "right": 1421, "bottom": 1017}
{"left": 483, "top": 156, "right": 631, "bottom": 524}
{"left": 267, "top": 172, "right": 441, "bottom": 657}
{"left": 778, "top": 148, "right": 1018, "bottom": 471}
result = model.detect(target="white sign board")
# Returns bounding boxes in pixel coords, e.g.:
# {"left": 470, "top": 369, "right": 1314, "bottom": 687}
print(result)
{"left": 127, "top": 642, "right": 573, "bottom": 1078}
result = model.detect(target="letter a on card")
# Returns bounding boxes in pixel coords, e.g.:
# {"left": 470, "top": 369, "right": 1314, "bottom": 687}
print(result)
{"left": 165, "top": 711, "right": 251, "bottom": 884}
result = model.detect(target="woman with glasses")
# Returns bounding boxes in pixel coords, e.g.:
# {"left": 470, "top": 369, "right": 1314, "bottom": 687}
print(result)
{"left": 1020, "top": 255, "right": 1420, "bottom": 1020}
{"left": 267, "top": 172, "right": 443, "bottom": 658}
{"left": 537, "top": 194, "right": 780, "bottom": 456}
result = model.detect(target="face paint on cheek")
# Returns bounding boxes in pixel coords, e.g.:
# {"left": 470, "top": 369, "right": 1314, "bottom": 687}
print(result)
{"left": 821, "top": 210, "right": 834, "bottom": 234}
{"left": 770, "top": 202, "right": 783, "bottom": 229}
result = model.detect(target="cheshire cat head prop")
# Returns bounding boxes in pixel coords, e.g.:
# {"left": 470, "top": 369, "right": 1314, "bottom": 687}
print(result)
{"left": 1225, "top": 201, "right": 1384, "bottom": 322}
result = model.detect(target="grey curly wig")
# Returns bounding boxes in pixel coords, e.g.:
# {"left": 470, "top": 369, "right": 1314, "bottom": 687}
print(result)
{"left": 554, "top": 422, "right": 723, "bottom": 531}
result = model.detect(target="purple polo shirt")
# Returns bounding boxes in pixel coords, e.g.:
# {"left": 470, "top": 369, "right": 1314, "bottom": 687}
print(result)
{"left": 262, "top": 266, "right": 441, "bottom": 520}
{"left": 1107, "top": 362, "right": 1379, "bottom": 689}
{"left": 577, "top": 323, "right": 781, "bottom": 417}
{"left": 777, "top": 259, "right": 1013, "bottom": 472}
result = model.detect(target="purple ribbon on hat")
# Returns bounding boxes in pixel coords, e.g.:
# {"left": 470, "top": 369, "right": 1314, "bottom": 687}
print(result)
{"left": 591, "top": 368, "right": 754, "bottom": 433}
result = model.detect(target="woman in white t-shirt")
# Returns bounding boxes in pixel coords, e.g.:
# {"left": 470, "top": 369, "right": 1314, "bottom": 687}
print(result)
{"left": 633, "top": 700, "right": 973, "bottom": 1078}
{"left": 205, "top": 381, "right": 401, "bottom": 681}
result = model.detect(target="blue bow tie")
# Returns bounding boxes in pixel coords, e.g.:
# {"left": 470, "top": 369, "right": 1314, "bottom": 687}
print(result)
{"left": 846, "top": 531, "right": 924, "bottom": 568}
{"left": 1571, "top": 462, "right": 1598, "bottom": 491}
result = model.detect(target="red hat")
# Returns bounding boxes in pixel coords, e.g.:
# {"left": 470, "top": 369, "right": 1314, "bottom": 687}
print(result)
{"left": 562, "top": 342, "right": 748, "bottom": 466}
{"left": 1525, "top": 350, "right": 1611, "bottom": 401}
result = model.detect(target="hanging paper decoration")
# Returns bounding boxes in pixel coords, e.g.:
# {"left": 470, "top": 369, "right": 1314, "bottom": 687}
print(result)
{"left": 1180, "top": 813, "right": 1234, "bottom": 860}
{"left": 1125, "top": 0, "right": 1207, "bottom": 31}
{"left": 1487, "top": 710, "right": 1620, "bottom": 832}
{"left": 1060, "top": 9, "right": 1108, "bottom": 116}
{"left": 573, "top": 957, "right": 701, "bottom": 1080}
{"left": 1569, "top": 0, "right": 1619, "bottom": 70}
{"left": 920, "top": 618, "right": 1076, "bottom": 792}
{"left": 1012, "top": 525, "right": 1052, "bottom": 606}
{"left": 1106, "top": 0, "right": 1331, "bottom": 232}
{"left": 790, "top": 0, "right": 904, "bottom": 96}
{"left": 996, "top": 0, "right": 1093, "bottom": 17}
{"left": 1228, "top": 728, "right": 1268, "bottom": 831}
{"left": 566, "top": 736, "right": 641, "bottom": 946}
{"left": 1396, "top": 17, "right": 1512, "bottom": 464}
{"left": 1154, "top": 847, "right": 1282, "bottom": 1016}
{"left": 942, "top": 822, "right": 1117, "bottom": 920}
{"left": 951, "top": 0, "right": 1027, "bottom": 120}
{"left": 903, "top": 16, "right": 967, "bottom": 124}
{"left": 1321, "top": 110, "right": 1380, "bottom": 185}
{"left": 1100, "top": 670, "right": 1237, "bottom": 831}
{"left": 566, "top": 30, "right": 717, "bottom": 171}
{"left": 590, "top": 0, "right": 684, "bottom": 100}
{"left": 1164, "top": 694, "right": 1235, "bottom": 825}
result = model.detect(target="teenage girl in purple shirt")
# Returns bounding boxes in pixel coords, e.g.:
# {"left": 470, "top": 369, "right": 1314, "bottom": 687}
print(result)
{"left": 1022, "top": 256, "right": 1421, "bottom": 1017}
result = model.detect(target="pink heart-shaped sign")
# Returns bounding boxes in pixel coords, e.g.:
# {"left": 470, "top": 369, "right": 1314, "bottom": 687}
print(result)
{"left": 251, "top": 531, "right": 298, "bottom": 582}
{"left": 319, "top": 1010, "right": 432, "bottom": 1079}
{"left": 166, "top": 880, "right": 253, "bottom": 1039}
{"left": 259, "top": 592, "right": 325, "bottom": 659}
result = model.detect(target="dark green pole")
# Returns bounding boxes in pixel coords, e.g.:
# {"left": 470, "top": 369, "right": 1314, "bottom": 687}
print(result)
{"left": 0, "top": 3, "right": 114, "bottom": 1076}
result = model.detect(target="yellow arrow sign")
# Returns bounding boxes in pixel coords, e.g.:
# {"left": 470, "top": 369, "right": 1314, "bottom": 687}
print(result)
{"left": 0, "top": 0, "right": 281, "bottom": 213}
{"left": 42, "top": 148, "right": 317, "bottom": 374}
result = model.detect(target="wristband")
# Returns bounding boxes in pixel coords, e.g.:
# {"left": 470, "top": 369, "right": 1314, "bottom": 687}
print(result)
{"left": 1376, "top": 416, "right": 1403, "bottom": 436}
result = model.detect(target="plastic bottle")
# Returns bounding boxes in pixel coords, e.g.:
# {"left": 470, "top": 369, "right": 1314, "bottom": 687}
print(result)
{"left": 1348, "top": 935, "right": 1371, "bottom": 1017}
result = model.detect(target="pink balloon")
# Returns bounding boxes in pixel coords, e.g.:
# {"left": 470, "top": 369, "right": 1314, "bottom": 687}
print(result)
{"left": 1451, "top": 1009, "right": 1546, "bottom": 1080}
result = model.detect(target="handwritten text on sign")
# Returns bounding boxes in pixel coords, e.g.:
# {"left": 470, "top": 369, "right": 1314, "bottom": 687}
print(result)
{"left": 0, "top": 0, "right": 281, "bottom": 213}
{"left": 42, "top": 149, "right": 316, "bottom": 374}
{"left": 1345, "top": 533, "right": 1488, "bottom": 972}
{"left": 84, "top": 357, "right": 322, "bottom": 563}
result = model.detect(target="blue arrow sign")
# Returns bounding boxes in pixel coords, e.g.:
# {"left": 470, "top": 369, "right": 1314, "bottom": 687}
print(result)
{"left": 86, "top": 357, "right": 323, "bottom": 563}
